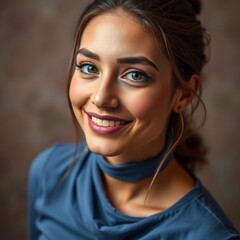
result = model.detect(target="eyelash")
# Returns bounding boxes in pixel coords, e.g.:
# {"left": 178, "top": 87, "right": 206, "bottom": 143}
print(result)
{"left": 122, "top": 70, "right": 151, "bottom": 83}
{"left": 76, "top": 62, "right": 151, "bottom": 84}
{"left": 76, "top": 62, "right": 99, "bottom": 76}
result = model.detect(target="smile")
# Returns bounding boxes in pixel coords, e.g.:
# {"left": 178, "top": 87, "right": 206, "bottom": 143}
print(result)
{"left": 86, "top": 112, "right": 131, "bottom": 135}
{"left": 92, "top": 116, "right": 124, "bottom": 127}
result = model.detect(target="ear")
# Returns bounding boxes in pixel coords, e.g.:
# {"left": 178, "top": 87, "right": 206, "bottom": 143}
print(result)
{"left": 173, "top": 74, "right": 200, "bottom": 112}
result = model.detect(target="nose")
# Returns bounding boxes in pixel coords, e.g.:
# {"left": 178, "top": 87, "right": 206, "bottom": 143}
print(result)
{"left": 91, "top": 77, "right": 119, "bottom": 109}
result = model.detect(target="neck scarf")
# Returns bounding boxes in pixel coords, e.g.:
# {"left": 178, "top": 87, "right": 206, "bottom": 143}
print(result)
{"left": 96, "top": 131, "right": 173, "bottom": 182}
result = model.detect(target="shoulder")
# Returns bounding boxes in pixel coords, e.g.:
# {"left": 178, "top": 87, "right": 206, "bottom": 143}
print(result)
{"left": 154, "top": 175, "right": 239, "bottom": 239}
{"left": 185, "top": 181, "right": 240, "bottom": 239}
{"left": 29, "top": 143, "right": 74, "bottom": 176}
{"left": 29, "top": 141, "right": 89, "bottom": 190}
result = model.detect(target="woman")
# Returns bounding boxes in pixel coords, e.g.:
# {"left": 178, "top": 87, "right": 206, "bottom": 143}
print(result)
{"left": 28, "top": 0, "right": 240, "bottom": 239}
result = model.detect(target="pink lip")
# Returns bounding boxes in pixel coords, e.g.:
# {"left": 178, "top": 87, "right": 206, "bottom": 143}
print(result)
{"left": 87, "top": 112, "right": 129, "bottom": 121}
{"left": 86, "top": 112, "right": 131, "bottom": 135}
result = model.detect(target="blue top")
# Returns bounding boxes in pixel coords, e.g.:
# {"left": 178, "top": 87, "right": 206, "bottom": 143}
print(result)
{"left": 28, "top": 142, "right": 240, "bottom": 240}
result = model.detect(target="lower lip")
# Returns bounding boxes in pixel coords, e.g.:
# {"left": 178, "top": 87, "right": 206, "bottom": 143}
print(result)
{"left": 87, "top": 115, "right": 130, "bottom": 135}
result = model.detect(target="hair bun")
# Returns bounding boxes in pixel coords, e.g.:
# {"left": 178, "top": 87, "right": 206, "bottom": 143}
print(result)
{"left": 187, "top": 0, "right": 202, "bottom": 15}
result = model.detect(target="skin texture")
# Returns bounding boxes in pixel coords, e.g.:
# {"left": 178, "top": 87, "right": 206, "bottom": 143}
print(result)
{"left": 69, "top": 12, "right": 197, "bottom": 216}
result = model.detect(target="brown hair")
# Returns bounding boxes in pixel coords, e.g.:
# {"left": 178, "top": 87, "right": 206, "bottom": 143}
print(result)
{"left": 67, "top": 0, "right": 210, "bottom": 172}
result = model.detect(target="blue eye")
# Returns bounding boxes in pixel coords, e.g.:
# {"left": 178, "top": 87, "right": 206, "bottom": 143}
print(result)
{"left": 76, "top": 63, "right": 98, "bottom": 75}
{"left": 123, "top": 71, "right": 151, "bottom": 83}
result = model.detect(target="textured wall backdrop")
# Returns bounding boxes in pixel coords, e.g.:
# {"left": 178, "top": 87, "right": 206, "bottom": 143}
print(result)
{"left": 0, "top": 0, "right": 239, "bottom": 239}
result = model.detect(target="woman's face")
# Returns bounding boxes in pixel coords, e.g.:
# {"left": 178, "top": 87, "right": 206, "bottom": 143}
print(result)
{"left": 69, "top": 12, "right": 181, "bottom": 163}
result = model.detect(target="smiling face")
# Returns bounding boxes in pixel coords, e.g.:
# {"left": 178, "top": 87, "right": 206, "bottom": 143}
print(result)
{"left": 69, "top": 12, "right": 181, "bottom": 164}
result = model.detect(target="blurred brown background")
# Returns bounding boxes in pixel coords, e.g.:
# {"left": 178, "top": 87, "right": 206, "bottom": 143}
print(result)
{"left": 0, "top": 0, "right": 239, "bottom": 239}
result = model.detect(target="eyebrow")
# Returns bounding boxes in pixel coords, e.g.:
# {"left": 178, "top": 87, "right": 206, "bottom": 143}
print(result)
{"left": 117, "top": 57, "right": 159, "bottom": 72}
{"left": 76, "top": 48, "right": 100, "bottom": 61}
{"left": 76, "top": 48, "right": 159, "bottom": 72}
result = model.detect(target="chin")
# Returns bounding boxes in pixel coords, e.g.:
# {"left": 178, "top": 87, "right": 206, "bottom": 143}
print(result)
{"left": 85, "top": 138, "right": 122, "bottom": 157}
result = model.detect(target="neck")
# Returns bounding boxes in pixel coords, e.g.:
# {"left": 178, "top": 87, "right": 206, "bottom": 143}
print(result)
{"left": 101, "top": 157, "right": 174, "bottom": 218}
{"left": 103, "top": 174, "right": 150, "bottom": 204}
{"left": 101, "top": 158, "right": 195, "bottom": 217}
{"left": 102, "top": 172, "right": 153, "bottom": 216}
{"left": 96, "top": 130, "right": 173, "bottom": 182}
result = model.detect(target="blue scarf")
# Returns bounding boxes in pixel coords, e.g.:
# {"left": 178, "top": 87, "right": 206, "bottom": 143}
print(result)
{"left": 96, "top": 131, "right": 173, "bottom": 182}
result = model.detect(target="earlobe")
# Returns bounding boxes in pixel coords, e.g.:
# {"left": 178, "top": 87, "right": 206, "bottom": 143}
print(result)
{"left": 173, "top": 74, "right": 200, "bottom": 112}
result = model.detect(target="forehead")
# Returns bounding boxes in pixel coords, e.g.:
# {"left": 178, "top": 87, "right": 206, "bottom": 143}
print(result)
{"left": 79, "top": 12, "right": 163, "bottom": 59}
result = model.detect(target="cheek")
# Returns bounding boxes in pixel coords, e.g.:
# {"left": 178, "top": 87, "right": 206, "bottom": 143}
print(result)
{"left": 127, "top": 88, "right": 171, "bottom": 119}
{"left": 69, "top": 72, "right": 87, "bottom": 107}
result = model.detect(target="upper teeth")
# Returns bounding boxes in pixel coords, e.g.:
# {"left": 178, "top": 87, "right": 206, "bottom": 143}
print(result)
{"left": 92, "top": 116, "right": 122, "bottom": 127}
